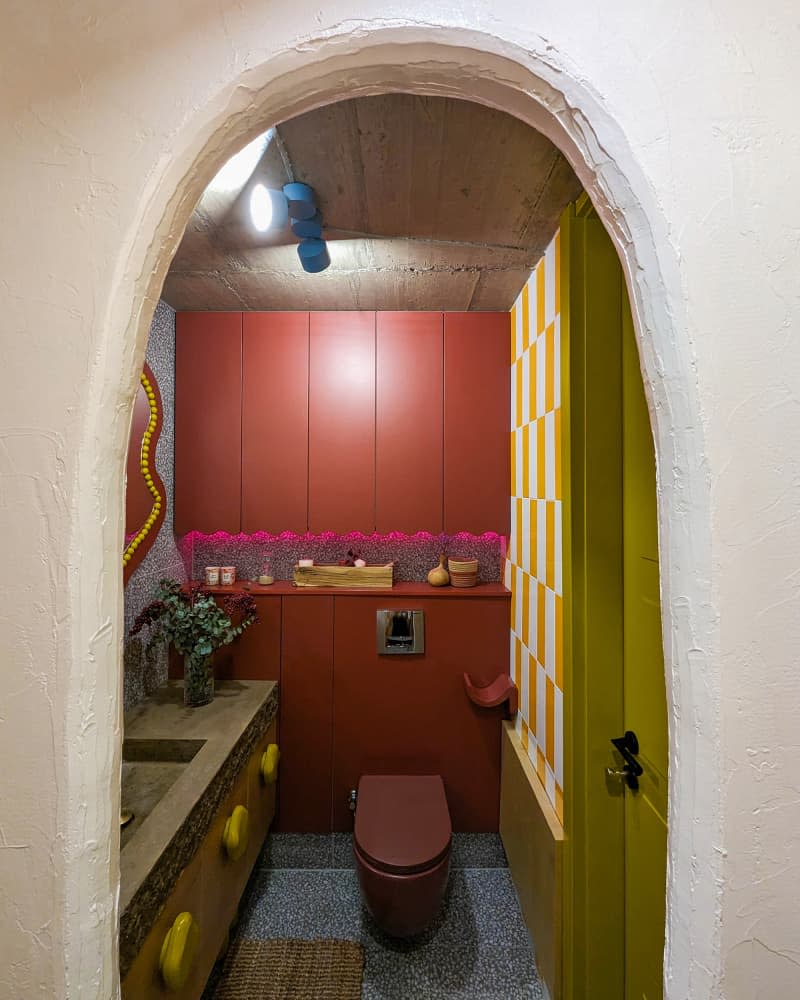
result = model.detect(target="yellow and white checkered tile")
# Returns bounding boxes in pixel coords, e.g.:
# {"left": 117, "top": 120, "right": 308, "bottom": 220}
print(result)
{"left": 507, "top": 231, "right": 564, "bottom": 822}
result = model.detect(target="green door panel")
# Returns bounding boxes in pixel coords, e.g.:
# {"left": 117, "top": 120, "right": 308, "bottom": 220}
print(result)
{"left": 563, "top": 197, "right": 668, "bottom": 1000}
{"left": 622, "top": 294, "right": 668, "bottom": 1000}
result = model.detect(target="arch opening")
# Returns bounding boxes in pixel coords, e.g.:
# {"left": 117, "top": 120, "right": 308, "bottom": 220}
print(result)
{"left": 92, "top": 26, "right": 718, "bottom": 999}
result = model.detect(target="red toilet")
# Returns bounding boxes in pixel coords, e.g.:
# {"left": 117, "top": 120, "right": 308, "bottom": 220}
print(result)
{"left": 354, "top": 774, "right": 452, "bottom": 937}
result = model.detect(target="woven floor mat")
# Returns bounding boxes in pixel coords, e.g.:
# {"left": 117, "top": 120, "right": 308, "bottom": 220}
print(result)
{"left": 213, "top": 937, "right": 364, "bottom": 1000}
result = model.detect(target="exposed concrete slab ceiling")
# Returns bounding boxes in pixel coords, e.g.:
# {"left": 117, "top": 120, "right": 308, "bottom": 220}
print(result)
{"left": 163, "top": 95, "right": 582, "bottom": 311}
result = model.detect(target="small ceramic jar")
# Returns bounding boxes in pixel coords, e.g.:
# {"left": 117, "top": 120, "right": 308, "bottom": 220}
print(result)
{"left": 204, "top": 566, "right": 220, "bottom": 586}
{"left": 220, "top": 566, "right": 236, "bottom": 586}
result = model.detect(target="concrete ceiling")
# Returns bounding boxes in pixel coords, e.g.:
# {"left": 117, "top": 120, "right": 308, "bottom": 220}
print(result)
{"left": 162, "top": 95, "right": 582, "bottom": 312}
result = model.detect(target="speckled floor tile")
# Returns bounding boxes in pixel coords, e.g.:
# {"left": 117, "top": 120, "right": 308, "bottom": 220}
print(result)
{"left": 261, "top": 832, "right": 333, "bottom": 869}
{"left": 331, "top": 832, "right": 357, "bottom": 869}
{"left": 239, "top": 869, "right": 363, "bottom": 940}
{"left": 207, "top": 845, "right": 544, "bottom": 1000}
{"left": 450, "top": 833, "right": 508, "bottom": 869}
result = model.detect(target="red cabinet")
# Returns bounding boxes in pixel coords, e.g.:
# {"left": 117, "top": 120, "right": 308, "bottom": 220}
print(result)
{"left": 242, "top": 313, "right": 309, "bottom": 532}
{"left": 331, "top": 595, "right": 506, "bottom": 831}
{"left": 214, "top": 597, "right": 282, "bottom": 682}
{"left": 376, "top": 312, "right": 444, "bottom": 533}
{"left": 174, "top": 312, "right": 242, "bottom": 534}
{"left": 174, "top": 310, "right": 509, "bottom": 536}
{"left": 186, "top": 586, "right": 511, "bottom": 833}
{"left": 443, "top": 312, "right": 510, "bottom": 534}
{"left": 308, "top": 312, "right": 376, "bottom": 532}
{"left": 277, "top": 596, "right": 334, "bottom": 832}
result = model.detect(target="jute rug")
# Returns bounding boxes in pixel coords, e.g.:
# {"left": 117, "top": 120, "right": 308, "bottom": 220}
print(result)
{"left": 213, "top": 938, "right": 365, "bottom": 1000}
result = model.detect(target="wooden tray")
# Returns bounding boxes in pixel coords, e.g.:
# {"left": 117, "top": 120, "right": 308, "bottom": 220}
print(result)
{"left": 292, "top": 563, "right": 394, "bottom": 589}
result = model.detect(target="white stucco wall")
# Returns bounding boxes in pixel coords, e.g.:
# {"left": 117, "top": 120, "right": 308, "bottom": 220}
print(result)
{"left": 1, "top": 3, "right": 798, "bottom": 998}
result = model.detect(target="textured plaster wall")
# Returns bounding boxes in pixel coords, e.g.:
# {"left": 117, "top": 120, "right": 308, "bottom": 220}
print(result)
{"left": 0, "top": 4, "right": 798, "bottom": 999}
{"left": 123, "top": 301, "right": 185, "bottom": 711}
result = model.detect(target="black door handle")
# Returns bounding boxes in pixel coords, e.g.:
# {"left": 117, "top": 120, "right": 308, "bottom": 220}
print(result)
{"left": 608, "top": 730, "right": 644, "bottom": 791}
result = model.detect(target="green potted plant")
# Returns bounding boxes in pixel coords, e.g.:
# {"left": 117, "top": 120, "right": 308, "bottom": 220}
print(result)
{"left": 130, "top": 578, "right": 259, "bottom": 706}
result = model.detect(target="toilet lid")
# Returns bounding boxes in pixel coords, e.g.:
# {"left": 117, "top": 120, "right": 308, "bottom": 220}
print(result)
{"left": 354, "top": 775, "right": 452, "bottom": 875}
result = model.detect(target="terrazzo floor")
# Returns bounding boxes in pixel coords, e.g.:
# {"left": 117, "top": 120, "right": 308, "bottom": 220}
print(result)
{"left": 204, "top": 833, "right": 545, "bottom": 1000}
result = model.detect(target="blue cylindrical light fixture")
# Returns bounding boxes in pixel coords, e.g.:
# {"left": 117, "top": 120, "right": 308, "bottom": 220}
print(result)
{"left": 283, "top": 182, "right": 317, "bottom": 220}
{"left": 291, "top": 213, "right": 323, "bottom": 239}
{"left": 297, "top": 238, "right": 330, "bottom": 273}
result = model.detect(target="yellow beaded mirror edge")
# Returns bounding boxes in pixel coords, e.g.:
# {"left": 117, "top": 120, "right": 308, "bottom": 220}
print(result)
{"left": 123, "top": 363, "right": 166, "bottom": 583}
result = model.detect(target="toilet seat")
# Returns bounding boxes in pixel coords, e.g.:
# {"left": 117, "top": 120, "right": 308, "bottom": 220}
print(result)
{"left": 354, "top": 775, "right": 452, "bottom": 875}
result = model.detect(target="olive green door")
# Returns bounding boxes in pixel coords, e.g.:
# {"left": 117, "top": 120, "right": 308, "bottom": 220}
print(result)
{"left": 562, "top": 196, "right": 668, "bottom": 1000}
{"left": 621, "top": 300, "right": 668, "bottom": 1000}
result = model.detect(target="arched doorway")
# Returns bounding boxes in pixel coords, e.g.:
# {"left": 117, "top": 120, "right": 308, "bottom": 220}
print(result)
{"left": 75, "top": 24, "right": 716, "bottom": 1000}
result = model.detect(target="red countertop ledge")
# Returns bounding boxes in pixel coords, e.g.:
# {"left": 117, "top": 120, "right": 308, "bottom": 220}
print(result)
{"left": 193, "top": 581, "right": 511, "bottom": 599}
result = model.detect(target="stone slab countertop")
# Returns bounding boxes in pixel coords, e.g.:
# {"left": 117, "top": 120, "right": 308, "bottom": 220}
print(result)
{"left": 119, "top": 679, "right": 278, "bottom": 979}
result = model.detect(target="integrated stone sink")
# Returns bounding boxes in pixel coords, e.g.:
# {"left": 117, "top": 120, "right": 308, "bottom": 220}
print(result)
{"left": 119, "top": 680, "right": 278, "bottom": 981}
{"left": 120, "top": 738, "right": 206, "bottom": 849}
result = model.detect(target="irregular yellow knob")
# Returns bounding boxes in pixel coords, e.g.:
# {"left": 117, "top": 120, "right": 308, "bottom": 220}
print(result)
{"left": 260, "top": 743, "right": 280, "bottom": 784}
{"left": 159, "top": 911, "right": 199, "bottom": 991}
{"left": 222, "top": 804, "right": 249, "bottom": 861}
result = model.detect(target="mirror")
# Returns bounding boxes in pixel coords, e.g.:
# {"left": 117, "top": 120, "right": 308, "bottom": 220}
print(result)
{"left": 123, "top": 362, "right": 166, "bottom": 582}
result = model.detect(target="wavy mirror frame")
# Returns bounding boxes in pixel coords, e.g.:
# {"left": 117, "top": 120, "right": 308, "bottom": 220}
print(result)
{"left": 123, "top": 363, "right": 166, "bottom": 583}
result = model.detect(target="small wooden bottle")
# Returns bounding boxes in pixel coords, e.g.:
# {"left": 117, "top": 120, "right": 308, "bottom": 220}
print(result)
{"left": 427, "top": 554, "right": 450, "bottom": 587}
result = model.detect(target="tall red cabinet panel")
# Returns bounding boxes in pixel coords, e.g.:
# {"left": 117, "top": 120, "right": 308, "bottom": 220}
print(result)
{"left": 174, "top": 312, "right": 242, "bottom": 534}
{"left": 242, "top": 312, "right": 309, "bottom": 532}
{"left": 308, "top": 312, "right": 376, "bottom": 532}
{"left": 376, "top": 312, "right": 444, "bottom": 533}
{"left": 278, "top": 596, "right": 334, "bottom": 831}
{"left": 443, "top": 312, "right": 510, "bottom": 535}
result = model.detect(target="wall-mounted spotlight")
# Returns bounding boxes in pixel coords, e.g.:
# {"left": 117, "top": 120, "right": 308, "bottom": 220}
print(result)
{"left": 250, "top": 178, "right": 330, "bottom": 273}
{"left": 291, "top": 213, "right": 323, "bottom": 239}
{"left": 297, "top": 238, "right": 331, "bottom": 273}
{"left": 249, "top": 184, "right": 289, "bottom": 232}
{"left": 283, "top": 182, "right": 318, "bottom": 221}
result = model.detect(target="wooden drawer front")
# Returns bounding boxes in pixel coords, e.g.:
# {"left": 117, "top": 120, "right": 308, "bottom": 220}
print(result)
{"left": 121, "top": 853, "right": 207, "bottom": 1000}
{"left": 121, "top": 733, "right": 273, "bottom": 1000}
{"left": 198, "top": 764, "right": 253, "bottom": 958}
{"left": 246, "top": 721, "right": 278, "bottom": 869}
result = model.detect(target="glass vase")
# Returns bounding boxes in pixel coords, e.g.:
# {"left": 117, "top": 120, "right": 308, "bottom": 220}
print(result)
{"left": 183, "top": 651, "right": 214, "bottom": 707}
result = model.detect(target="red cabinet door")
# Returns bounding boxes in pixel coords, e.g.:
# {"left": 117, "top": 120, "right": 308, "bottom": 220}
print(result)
{"left": 308, "top": 312, "right": 376, "bottom": 532}
{"left": 443, "top": 312, "right": 510, "bottom": 534}
{"left": 212, "top": 597, "right": 282, "bottom": 682}
{"left": 376, "top": 312, "right": 443, "bottom": 533}
{"left": 174, "top": 312, "right": 242, "bottom": 534}
{"left": 242, "top": 313, "right": 309, "bottom": 532}
{"left": 278, "top": 596, "right": 334, "bottom": 832}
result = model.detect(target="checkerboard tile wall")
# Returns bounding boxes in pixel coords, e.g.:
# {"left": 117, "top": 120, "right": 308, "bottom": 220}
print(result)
{"left": 506, "top": 232, "right": 563, "bottom": 822}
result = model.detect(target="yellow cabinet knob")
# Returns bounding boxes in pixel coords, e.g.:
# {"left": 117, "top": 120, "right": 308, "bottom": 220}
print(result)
{"left": 260, "top": 743, "right": 281, "bottom": 784}
{"left": 159, "top": 911, "right": 199, "bottom": 991}
{"left": 222, "top": 804, "right": 249, "bottom": 861}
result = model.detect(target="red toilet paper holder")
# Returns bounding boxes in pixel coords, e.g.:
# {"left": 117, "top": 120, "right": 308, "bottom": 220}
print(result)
{"left": 463, "top": 673, "right": 519, "bottom": 719}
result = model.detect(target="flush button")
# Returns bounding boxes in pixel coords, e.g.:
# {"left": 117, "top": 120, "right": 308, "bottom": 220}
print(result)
{"left": 376, "top": 609, "right": 425, "bottom": 654}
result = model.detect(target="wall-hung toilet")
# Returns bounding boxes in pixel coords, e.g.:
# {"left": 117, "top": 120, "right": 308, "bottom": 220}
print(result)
{"left": 354, "top": 774, "right": 452, "bottom": 937}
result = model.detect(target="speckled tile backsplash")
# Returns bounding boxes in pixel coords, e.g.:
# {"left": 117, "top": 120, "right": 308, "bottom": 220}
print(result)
{"left": 180, "top": 531, "right": 506, "bottom": 584}
{"left": 123, "top": 301, "right": 186, "bottom": 710}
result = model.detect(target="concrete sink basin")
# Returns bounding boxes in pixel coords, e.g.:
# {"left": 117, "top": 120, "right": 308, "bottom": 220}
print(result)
{"left": 120, "top": 738, "right": 206, "bottom": 849}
